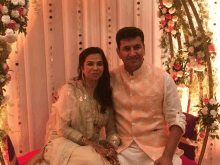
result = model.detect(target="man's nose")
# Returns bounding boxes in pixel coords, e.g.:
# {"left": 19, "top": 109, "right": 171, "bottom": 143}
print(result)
{"left": 129, "top": 48, "right": 136, "bottom": 56}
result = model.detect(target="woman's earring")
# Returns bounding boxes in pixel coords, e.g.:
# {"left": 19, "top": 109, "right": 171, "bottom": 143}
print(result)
{"left": 82, "top": 72, "right": 85, "bottom": 82}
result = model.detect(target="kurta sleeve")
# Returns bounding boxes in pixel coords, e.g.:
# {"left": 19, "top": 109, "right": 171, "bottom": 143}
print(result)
{"left": 55, "top": 83, "right": 83, "bottom": 143}
{"left": 105, "top": 109, "right": 121, "bottom": 148}
{"left": 163, "top": 72, "right": 186, "bottom": 133}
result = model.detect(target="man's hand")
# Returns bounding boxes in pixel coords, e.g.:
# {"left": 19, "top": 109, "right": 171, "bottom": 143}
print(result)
{"left": 154, "top": 155, "right": 173, "bottom": 165}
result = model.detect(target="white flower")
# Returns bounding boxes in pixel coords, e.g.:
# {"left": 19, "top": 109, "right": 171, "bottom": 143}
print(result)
{"left": 201, "top": 107, "right": 208, "bottom": 115}
{"left": 19, "top": 0, "right": 26, "bottom": 6}
{"left": 210, "top": 110, "right": 217, "bottom": 118}
{"left": 5, "top": 74, "right": 10, "bottom": 79}
{"left": 161, "top": 15, "right": 166, "bottom": 21}
{"left": 162, "top": 8, "right": 167, "bottom": 14}
{"left": 0, "top": 76, "right": 5, "bottom": 83}
{"left": 168, "top": 20, "right": 175, "bottom": 26}
{"left": 177, "top": 71, "right": 183, "bottom": 77}
{"left": 163, "top": 1, "right": 173, "bottom": 8}
{"left": 11, "top": 0, "right": 19, "bottom": 5}
{"left": 2, "top": 63, "right": 7, "bottom": 69}
{"left": 188, "top": 36, "right": 194, "bottom": 43}
{"left": 211, "top": 121, "right": 218, "bottom": 129}
{"left": 197, "top": 51, "right": 205, "bottom": 58}
{"left": 177, "top": 83, "right": 185, "bottom": 89}
{"left": 194, "top": 41, "right": 201, "bottom": 47}
{"left": 196, "top": 64, "right": 205, "bottom": 71}
{"left": 3, "top": 29, "right": 18, "bottom": 43}
{"left": 11, "top": 10, "right": 20, "bottom": 18}
{"left": 169, "top": 7, "right": 176, "bottom": 14}
{"left": 209, "top": 98, "right": 217, "bottom": 105}
{"left": 188, "top": 46, "right": 194, "bottom": 53}
{"left": 171, "top": 29, "right": 176, "bottom": 35}
{"left": 172, "top": 15, "right": 178, "bottom": 22}
{"left": 2, "top": 6, "right": 9, "bottom": 14}
{"left": 1, "top": 15, "right": 11, "bottom": 24}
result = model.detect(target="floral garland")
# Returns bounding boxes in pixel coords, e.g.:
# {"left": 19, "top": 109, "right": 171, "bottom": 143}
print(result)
{"left": 0, "top": 0, "right": 30, "bottom": 162}
{"left": 157, "top": 0, "right": 219, "bottom": 139}
{"left": 196, "top": 97, "right": 220, "bottom": 140}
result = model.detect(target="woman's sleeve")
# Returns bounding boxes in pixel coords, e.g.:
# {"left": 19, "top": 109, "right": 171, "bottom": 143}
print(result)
{"left": 55, "top": 83, "right": 83, "bottom": 143}
{"left": 163, "top": 72, "right": 186, "bottom": 134}
{"left": 105, "top": 109, "right": 121, "bottom": 148}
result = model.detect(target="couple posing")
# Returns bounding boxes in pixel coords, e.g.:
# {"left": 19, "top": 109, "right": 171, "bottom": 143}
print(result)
{"left": 28, "top": 27, "right": 186, "bottom": 165}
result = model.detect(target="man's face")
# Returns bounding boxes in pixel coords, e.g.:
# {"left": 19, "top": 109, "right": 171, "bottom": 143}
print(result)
{"left": 116, "top": 36, "right": 145, "bottom": 73}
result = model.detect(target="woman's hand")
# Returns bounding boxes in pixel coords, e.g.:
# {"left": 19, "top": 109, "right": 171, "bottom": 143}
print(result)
{"left": 94, "top": 145, "right": 120, "bottom": 165}
{"left": 99, "top": 140, "right": 115, "bottom": 149}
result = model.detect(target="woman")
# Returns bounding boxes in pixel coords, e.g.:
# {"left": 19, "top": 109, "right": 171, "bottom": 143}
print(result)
{"left": 28, "top": 47, "right": 120, "bottom": 165}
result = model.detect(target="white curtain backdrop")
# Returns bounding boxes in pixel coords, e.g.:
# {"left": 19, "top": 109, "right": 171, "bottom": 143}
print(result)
{"left": 4, "top": 0, "right": 219, "bottom": 164}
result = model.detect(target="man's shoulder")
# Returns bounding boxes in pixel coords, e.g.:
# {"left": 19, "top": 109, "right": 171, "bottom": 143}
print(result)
{"left": 110, "top": 65, "right": 123, "bottom": 77}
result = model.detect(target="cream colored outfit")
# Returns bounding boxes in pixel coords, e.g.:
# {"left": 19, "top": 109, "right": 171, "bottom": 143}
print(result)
{"left": 110, "top": 63, "right": 186, "bottom": 164}
{"left": 28, "top": 80, "right": 120, "bottom": 165}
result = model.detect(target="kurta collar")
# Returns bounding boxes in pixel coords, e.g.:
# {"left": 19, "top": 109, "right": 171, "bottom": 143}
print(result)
{"left": 122, "top": 62, "right": 147, "bottom": 78}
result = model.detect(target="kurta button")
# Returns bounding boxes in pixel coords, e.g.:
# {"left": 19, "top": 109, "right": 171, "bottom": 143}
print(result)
{"left": 132, "top": 122, "right": 135, "bottom": 125}
{"left": 131, "top": 80, "right": 134, "bottom": 83}
{"left": 130, "top": 94, "right": 133, "bottom": 96}
{"left": 133, "top": 137, "right": 136, "bottom": 140}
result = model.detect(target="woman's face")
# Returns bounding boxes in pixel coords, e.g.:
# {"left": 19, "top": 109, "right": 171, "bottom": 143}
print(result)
{"left": 82, "top": 53, "right": 104, "bottom": 82}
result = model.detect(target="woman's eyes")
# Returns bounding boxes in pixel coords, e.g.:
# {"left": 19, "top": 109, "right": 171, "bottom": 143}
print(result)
{"left": 87, "top": 62, "right": 103, "bottom": 66}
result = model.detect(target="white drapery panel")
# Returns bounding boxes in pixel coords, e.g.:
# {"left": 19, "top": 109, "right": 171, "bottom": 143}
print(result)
{"left": 6, "top": 0, "right": 161, "bottom": 157}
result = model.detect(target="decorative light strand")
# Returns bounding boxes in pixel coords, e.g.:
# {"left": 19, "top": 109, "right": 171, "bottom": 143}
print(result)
{"left": 77, "top": 0, "right": 83, "bottom": 53}
{"left": 107, "top": 0, "right": 112, "bottom": 69}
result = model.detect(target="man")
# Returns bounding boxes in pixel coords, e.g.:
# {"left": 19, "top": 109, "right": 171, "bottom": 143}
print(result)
{"left": 110, "top": 27, "right": 186, "bottom": 165}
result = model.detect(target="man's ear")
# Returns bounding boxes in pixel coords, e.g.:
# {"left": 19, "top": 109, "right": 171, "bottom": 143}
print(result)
{"left": 143, "top": 44, "right": 146, "bottom": 56}
{"left": 116, "top": 47, "right": 122, "bottom": 59}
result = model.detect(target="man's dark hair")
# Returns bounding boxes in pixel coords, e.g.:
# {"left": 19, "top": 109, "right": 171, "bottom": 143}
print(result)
{"left": 116, "top": 27, "right": 144, "bottom": 49}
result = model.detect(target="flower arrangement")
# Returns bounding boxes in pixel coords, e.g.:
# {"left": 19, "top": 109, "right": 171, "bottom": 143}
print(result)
{"left": 184, "top": 32, "right": 216, "bottom": 71}
{"left": 158, "top": 0, "right": 178, "bottom": 36}
{"left": 196, "top": 97, "right": 220, "bottom": 140}
{"left": 164, "top": 54, "right": 190, "bottom": 89}
{"left": 0, "top": 0, "right": 30, "bottom": 163}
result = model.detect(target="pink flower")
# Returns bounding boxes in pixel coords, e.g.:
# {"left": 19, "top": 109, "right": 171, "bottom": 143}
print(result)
{"left": 166, "top": 14, "right": 172, "bottom": 19}
{"left": 199, "top": 132, "right": 206, "bottom": 138}
{"left": 161, "top": 21, "right": 166, "bottom": 26}
{"left": 203, "top": 98, "right": 209, "bottom": 105}
{"left": 174, "top": 64, "right": 180, "bottom": 70}
{"left": 7, "top": 20, "right": 16, "bottom": 29}
{"left": 0, "top": 4, "right": 3, "bottom": 11}
{"left": 196, "top": 57, "right": 202, "bottom": 64}
{"left": 209, "top": 44, "right": 215, "bottom": 52}
{"left": 5, "top": 65, "right": 9, "bottom": 73}
{"left": 17, "top": 7, "right": 23, "bottom": 17}
{"left": 168, "top": 26, "right": 174, "bottom": 31}
{"left": 172, "top": 75, "right": 178, "bottom": 81}
{"left": 6, "top": 74, "right": 11, "bottom": 81}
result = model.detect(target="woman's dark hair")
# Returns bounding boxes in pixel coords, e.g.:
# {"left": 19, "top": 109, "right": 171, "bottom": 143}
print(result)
{"left": 75, "top": 47, "right": 113, "bottom": 113}
{"left": 116, "top": 27, "right": 144, "bottom": 49}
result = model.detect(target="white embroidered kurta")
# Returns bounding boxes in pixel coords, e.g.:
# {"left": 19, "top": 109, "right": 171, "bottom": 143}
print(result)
{"left": 110, "top": 62, "right": 186, "bottom": 161}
